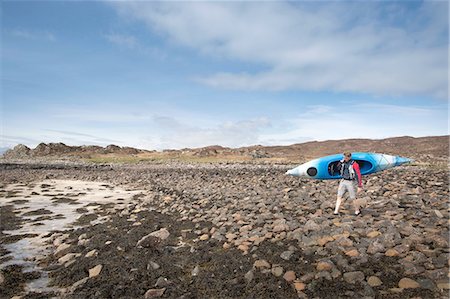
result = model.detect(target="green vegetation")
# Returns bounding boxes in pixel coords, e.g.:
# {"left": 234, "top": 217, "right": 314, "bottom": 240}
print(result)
{"left": 82, "top": 151, "right": 300, "bottom": 164}
{"left": 84, "top": 154, "right": 254, "bottom": 164}
{"left": 85, "top": 155, "right": 162, "bottom": 164}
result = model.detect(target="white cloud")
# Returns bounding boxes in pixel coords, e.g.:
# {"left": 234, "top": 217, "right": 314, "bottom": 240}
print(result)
{"left": 103, "top": 32, "right": 167, "bottom": 59}
{"left": 103, "top": 33, "right": 138, "bottom": 49}
{"left": 9, "top": 29, "right": 56, "bottom": 41}
{"left": 140, "top": 116, "right": 271, "bottom": 150}
{"left": 1, "top": 135, "right": 41, "bottom": 146}
{"left": 44, "top": 129, "right": 122, "bottom": 144}
{"left": 112, "top": 1, "right": 448, "bottom": 99}
{"left": 259, "top": 103, "right": 447, "bottom": 145}
{"left": 53, "top": 109, "right": 151, "bottom": 123}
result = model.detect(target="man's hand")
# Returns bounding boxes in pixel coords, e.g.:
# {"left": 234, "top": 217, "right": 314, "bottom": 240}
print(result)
{"left": 357, "top": 187, "right": 363, "bottom": 194}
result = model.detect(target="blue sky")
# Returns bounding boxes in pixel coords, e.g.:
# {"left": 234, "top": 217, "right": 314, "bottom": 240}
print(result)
{"left": 1, "top": 1, "right": 448, "bottom": 150}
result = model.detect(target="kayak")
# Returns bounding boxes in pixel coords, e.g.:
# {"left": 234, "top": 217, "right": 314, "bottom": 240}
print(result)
{"left": 286, "top": 152, "right": 412, "bottom": 180}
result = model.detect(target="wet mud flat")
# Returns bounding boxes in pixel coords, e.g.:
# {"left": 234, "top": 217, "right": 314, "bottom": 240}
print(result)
{"left": 0, "top": 178, "right": 144, "bottom": 298}
{"left": 0, "top": 162, "right": 449, "bottom": 298}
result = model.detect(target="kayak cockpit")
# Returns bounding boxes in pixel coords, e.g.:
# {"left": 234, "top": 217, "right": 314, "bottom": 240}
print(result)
{"left": 328, "top": 160, "right": 374, "bottom": 176}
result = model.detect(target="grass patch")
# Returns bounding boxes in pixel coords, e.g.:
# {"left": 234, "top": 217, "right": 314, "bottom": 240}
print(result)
{"left": 85, "top": 155, "right": 157, "bottom": 164}
{"left": 83, "top": 153, "right": 294, "bottom": 164}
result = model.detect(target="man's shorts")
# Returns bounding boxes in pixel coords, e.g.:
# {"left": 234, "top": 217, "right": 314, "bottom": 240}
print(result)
{"left": 337, "top": 179, "right": 356, "bottom": 199}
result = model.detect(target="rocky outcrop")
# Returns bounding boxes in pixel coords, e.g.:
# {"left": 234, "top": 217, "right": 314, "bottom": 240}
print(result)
{"left": 32, "top": 142, "right": 76, "bottom": 156}
{"left": 2, "top": 142, "right": 148, "bottom": 159}
{"left": 3, "top": 144, "right": 31, "bottom": 159}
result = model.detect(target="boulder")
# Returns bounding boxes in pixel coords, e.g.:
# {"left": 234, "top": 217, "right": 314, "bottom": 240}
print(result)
{"left": 89, "top": 265, "right": 103, "bottom": 278}
{"left": 398, "top": 278, "right": 420, "bottom": 289}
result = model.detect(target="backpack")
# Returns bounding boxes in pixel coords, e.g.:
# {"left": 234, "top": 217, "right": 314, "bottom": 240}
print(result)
{"left": 339, "top": 159, "right": 356, "bottom": 180}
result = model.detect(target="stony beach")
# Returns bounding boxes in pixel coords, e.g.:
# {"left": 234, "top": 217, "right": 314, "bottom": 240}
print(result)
{"left": 0, "top": 161, "right": 448, "bottom": 298}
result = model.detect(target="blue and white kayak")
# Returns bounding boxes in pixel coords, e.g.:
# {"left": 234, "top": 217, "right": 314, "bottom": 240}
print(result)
{"left": 286, "top": 152, "right": 412, "bottom": 180}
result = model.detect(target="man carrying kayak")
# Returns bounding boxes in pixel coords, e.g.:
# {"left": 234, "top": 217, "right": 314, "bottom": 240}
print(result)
{"left": 334, "top": 152, "right": 363, "bottom": 216}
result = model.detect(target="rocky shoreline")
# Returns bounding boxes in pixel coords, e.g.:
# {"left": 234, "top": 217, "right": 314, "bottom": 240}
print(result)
{"left": 0, "top": 161, "right": 448, "bottom": 298}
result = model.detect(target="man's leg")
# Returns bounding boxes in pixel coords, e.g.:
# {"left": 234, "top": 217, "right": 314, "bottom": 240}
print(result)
{"left": 348, "top": 182, "right": 360, "bottom": 215}
{"left": 353, "top": 199, "right": 360, "bottom": 215}
{"left": 335, "top": 180, "right": 345, "bottom": 214}
{"left": 334, "top": 196, "right": 343, "bottom": 214}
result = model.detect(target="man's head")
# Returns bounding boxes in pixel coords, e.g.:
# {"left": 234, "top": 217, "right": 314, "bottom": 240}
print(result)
{"left": 343, "top": 152, "right": 352, "bottom": 162}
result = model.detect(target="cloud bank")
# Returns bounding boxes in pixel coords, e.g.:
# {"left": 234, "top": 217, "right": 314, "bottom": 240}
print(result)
{"left": 113, "top": 1, "right": 448, "bottom": 99}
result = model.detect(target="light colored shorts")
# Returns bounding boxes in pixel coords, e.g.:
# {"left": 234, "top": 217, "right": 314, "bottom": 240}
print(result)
{"left": 337, "top": 179, "right": 356, "bottom": 199}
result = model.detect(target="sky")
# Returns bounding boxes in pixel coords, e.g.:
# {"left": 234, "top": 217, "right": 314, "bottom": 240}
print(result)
{"left": 1, "top": 1, "right": 448, "bottom": 150}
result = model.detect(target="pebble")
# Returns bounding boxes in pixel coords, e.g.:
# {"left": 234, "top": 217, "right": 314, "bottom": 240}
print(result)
{"left": 191, "top": 265, "right": 200, "bottom": 276}
{"left": 225, "top": 233, "right": 237, "bottom": 240}
{"left": 367, "top": 276, "right": 383, "bottom": 287}
{"left": 283, "top": 270, "right": 296, "bottom": 282}
{"left": 58, "top": 253, "right": 79, "bottom": 264}
{"left": 78, "top": 239, "right": 89, "bottom": 246}
{"left": 244, "top": 270, "right": 254, "bottom": 283}
{"left": 367, "top": 231, "right": 381, "bottom": 238}
{"left": 335, "top": 237, "right": 353, "bottom": 247}
{"left": 398, "top": 278, "right": 420, "bottom": 289}
{"left": 299, "top": 273, "right": 315, "bottom": 283}
{"left": 271, "top": 266, "right": 284, "bottom": 277}
{"left": 148, "top": 261, "right": 160, "bottom": 270}
{"left": 304, "top": 219, "right": 320, "bottom": 231}
{"left": 345, "top": 249, "right": 359, "bottom": 257}
{"left": 199, "top": 234, "right": 209, "bottom": 241}
{"left": 239, "top": 225, "right": 252, "bottom": 232}
{"left": 89, "top": 264, "right": 103, "bottom": 278}
{"left": 238, "top": 244, "right": 249, "bottom": 253}
{"left": 293, "top": 281, "right": 306, "bottom": 291}
{"left": 315, "top": 271, "right": 332, "bottom": 281}
{"left": 316, "top": 261, "right": 333, "bottom": 271}
{"left": 155, "top": 277, "right": 170, "bottom": 287}
{"left": 434, "top": 210, "right": 443, "bottom": 218}
{"left": 437, "top": 281, "right": 450, "bottom": 290}
{"left": 53, "top": 233, "right": 69, "bottom": 247}
{"left": 367, "top": 241, "right": 385, "bottom": 254}
{"left": 85, "top": 249, "right": 98, "bottom": 258}
{"left": 389, "top": 287, "right": 404, "bottom": 293}
{"left": 54, "top": 243, "right": 71, "bottom": 257}
{"left": 273, "top": 223, "right": 289, "bottom": 232}
{"left": 318, "top": 236, "right": 334, "bottom": 246}
{"left": 254, "top": 259, "right": 271, "bottom": 269}
{"left": 149, "top": 228, "right": 170, "bottom": 240}
{"left": 70, "top": 277, "right": 89, "bottom": 291}
{"left": 144, "top": 288, "right": 166, "bottom": 298}
{"left": 136, "top": 229, "right": 170, "bottom": 247}
{"left": 343, "top": 271, "right": 365, "bottom": 284}
{"left": 417, "top": 278, "right": 435, "bottom": 290}
{"left": 385, "top": 249, "right": 399, "bottom": 257}
{"left": 280, "top": 250, "right": 293, "bottom": 261}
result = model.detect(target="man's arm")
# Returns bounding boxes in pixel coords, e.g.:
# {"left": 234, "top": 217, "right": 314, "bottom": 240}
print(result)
{"left": 353, "top": 162, "right": 363, "bottom": 187}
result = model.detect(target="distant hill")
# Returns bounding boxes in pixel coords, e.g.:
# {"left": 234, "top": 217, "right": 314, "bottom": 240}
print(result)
{"left": 250, "top": 135, "right": 449, "bottom": 161}
{"left": 181, "top": 135, "right": 449, "bottom": 163}
{"left": 2, "top": 142, "right": 151, "bottom": 160}
{"left": 2, "top": 135, "right": 448, "bottom": 164}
